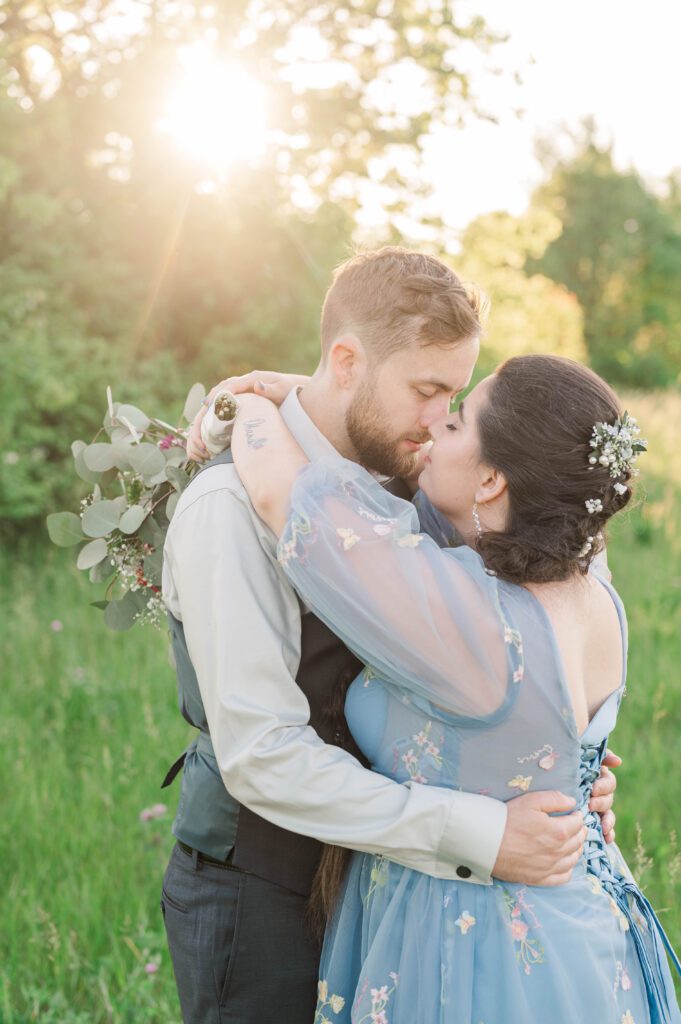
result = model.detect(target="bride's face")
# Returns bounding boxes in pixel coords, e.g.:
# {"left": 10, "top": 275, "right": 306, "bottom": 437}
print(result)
{"left": 417, "top": 375, "right": 496, "bottom": 535}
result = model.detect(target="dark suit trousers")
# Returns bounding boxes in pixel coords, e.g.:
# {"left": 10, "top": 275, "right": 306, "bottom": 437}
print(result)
{"left": 161, "top": 843, "right": 321, "bottom": 1023}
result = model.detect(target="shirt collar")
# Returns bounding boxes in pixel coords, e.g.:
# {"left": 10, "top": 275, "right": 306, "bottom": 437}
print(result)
{"left": 280, "top": 386, "right": 341, "bottom": 463}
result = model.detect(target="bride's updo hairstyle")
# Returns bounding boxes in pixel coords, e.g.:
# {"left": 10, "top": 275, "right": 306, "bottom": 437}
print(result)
{"left": 475, "top": 354, "right": 634, "bottom": 584}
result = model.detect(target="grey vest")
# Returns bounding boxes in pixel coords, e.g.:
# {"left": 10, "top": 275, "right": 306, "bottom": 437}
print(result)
{"left": 163, "top": 448, "right": 365, "bottom": 896}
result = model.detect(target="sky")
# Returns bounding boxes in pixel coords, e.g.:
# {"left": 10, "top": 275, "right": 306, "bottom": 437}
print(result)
{"left": 425, "top": 0, "right": 681, "bottom": 229}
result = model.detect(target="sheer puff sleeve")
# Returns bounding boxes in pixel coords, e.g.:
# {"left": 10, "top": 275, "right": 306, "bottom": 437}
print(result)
{"left": 277, "top": 456, "right": 524, "bottom": 720}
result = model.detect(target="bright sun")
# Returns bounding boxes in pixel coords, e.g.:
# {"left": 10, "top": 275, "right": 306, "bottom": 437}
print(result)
{"left": 156, "top": 46, "right": 268, "bottom": 171}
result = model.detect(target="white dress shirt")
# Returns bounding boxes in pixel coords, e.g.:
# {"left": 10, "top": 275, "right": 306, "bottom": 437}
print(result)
{"left": 162, "top": 388, "right": 507, "bottom": 883}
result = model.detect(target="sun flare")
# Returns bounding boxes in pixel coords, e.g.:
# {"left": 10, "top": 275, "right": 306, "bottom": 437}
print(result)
{"left": 157, "top": 47, "right": 268, "bottom": 171}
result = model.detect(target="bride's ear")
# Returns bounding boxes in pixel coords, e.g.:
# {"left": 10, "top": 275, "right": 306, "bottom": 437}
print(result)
{"left": 474, "top": 465, "right": 508, "bottom": 507}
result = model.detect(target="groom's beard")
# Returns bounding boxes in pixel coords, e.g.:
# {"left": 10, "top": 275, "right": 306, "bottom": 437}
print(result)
{"left": 345, "top": 379, "right": 428, "bottom": 479}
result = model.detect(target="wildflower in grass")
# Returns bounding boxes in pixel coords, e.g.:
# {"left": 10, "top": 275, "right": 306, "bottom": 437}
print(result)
{"left": 50, "top": 619, "right": 64, "bottom": 632}
{"left": 139, "top": 803, "right": 167, "bottom": 822}
{"left": 145, "top": 962, "right": 159, "bottom": 975}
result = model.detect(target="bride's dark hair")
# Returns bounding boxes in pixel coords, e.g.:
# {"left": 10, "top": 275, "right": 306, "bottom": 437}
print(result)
{"left": 475, "top": 354, "right": 634, "bottom": 583}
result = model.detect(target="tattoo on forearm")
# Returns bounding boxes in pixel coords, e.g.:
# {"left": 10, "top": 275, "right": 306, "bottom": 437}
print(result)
{"left": 243, "top": 418, "right": 269, "bottom": 450}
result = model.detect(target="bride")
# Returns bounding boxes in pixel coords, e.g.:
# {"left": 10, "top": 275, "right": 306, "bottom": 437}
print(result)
{"left": 207, "top": 354, "right": 680, "bottom": 1023}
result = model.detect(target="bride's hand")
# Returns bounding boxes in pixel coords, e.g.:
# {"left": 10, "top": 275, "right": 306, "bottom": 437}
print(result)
{"left": 186, "top": 370, "right": 310, "bottom": 462}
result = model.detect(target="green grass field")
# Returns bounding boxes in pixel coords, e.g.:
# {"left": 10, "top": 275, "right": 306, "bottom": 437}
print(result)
{"left": 1, "top": 392, "right": 680, "bottom": 1022}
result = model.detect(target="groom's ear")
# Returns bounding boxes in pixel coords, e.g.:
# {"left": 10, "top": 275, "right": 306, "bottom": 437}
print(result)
{"left": 328, "top": 334, "right": 368, "bottom": 390}
{"left": 475, "top": 465, "right": 507, "bottom": 506}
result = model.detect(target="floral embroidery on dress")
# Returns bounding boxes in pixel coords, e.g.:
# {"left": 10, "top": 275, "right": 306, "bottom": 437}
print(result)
{"left": 356, "top": 505, "right": 397, "bottom": 526}
{"left": 354, "top": 974, "right": 398, "bottom": 1024}
{"left": 455, "top": 911, "right": 476, "bottom": 934}
{"left": 364, "top": 856, "right": 390, "bottom": 907}
{"left": 278, "top": 512, "right": 316, "bottom": 567}
{"left": 507, "top": 774, "right": 533, "bottom": 792}
{"left": 336, "top": 527, "right": 360, "bottom": 550}
{"left": 613, "top": 961, "right": 633, "bottom": 995}
{"left": 497, "top": 602, "right": 525, "bottom": 689}
{"left": 363, "top": 665, "right": 378, "bottom": 688}
{"left": 396, "top": 720, "right": 444, "bottom": 785}
{"left": 314, "top": 980, "right": 346, "bottom": 1022}
{"left": 516, "top": 744, "right": 559, "bottom": 772}
{"left": 621, "top": 1012, "right": 636, "bottom": 1024}
{"left": 396, "top": 532, "right": 423, "bottom": 548}
{"left": 500, "top": 887, "right": 545, "bottom": 975}
{"left": 608, "top": 895, "right": 631, "bottom": 932}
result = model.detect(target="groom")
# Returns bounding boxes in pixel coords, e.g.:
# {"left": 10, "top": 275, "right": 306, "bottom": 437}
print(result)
{"left": 161, "top": 247, "right": 618, "bottom": 1023}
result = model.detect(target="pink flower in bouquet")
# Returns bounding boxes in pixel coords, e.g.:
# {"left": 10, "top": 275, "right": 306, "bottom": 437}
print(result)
{"left": 158, "top": 435, "right": 175, "bottom": 450}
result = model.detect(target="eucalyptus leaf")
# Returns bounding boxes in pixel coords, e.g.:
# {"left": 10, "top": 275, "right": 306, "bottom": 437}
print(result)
{"left": 139, "top": 515, "right": 166, "bottom": 549}
{"left": 148, "top": 467, "right": 168, "bottom": 486}
{"left": 128, "top": 443, "right": 165, "bottom": 479}
{"left": 112, "top": 495, "right": 129, "bottom": 516}
{"left": 47, "top": 511, "right": 83, "bottom": 547}
{"left": 75, "top": 448, "right": 102, "bottom": 484}
{"left": 81, "top": 499, "right": 122, "bottom": 538}
{"left": 182, "top": 382, "right": 206, "bottom": 423}
{"left": 143, "top": 548, "right": 163, "bottom": 587}
{"left": 166, "top": 491, "right": 180, "bottom": 521}
{"left": 90, "top": 558, "right": 115, "bottom": 584}
{"left": 110, "top": 426, "right": 136, "bottom": 445}
{"left": 91, "top": 600, "right": 109, "bottom": 610}
{"left": 71, "top": 440, "right": 86, "bottom": 459}
{"left": 166, "top": 465, "right": 190, "bottom": 493}
{"left": 164, "top": 447, "right": 187, "bottom": 467}
{"left": 119, "top": 505, "right": 147, "bottom": 534}
{"left": 83, "top": 442, "right": 117, "bottom": 472}
{"left": 115, "top": 404, "right": 150, "bottom": 432}
{"left": 103, "top": 401, "right": 120, "bottom": 435}
{"left": 103, "top": 590, "right": 148, "bottom": 632}
{"left": 77, "top": 538, "right": 109, "bottom": 570}
{"left": 111, "top": 442, "right": 133, "bottom": 471}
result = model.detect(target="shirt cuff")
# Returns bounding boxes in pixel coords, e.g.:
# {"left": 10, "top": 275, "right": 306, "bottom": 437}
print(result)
{"left": 436, "top": 791, "right": 508, "bottom": 886}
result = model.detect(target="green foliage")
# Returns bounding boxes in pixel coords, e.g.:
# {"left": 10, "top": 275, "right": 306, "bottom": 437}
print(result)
{"left": 456, "top": 208, "right": 586, "bottom": 372}
{"left": 0, "top": 2, "right": 514, "bottom": 529}
{"left": 43, "top": 385, "right": 204, "bottom": 630}
{"left": 529, "top": 131, "right": 681, "bottom": 387}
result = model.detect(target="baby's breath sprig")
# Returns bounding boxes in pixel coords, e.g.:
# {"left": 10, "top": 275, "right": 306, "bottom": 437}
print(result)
{"left": 587, "top": 411, "right": 647, "bottom": 479}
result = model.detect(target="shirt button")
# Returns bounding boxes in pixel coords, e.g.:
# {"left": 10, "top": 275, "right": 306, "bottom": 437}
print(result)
{"left": 456, "top": 865, "right": 472, "bottom": 879}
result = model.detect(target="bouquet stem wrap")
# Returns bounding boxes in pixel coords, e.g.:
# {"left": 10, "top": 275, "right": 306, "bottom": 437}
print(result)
{"left": 200, "top": 391, "right": 239, "bottom": 456}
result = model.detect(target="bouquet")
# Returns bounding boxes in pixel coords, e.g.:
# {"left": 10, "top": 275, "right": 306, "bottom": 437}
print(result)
{"left": 46, "top": 384, "right": 237, "bottom": 631}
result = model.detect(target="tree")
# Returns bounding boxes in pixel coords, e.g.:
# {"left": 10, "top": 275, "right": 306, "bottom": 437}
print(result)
{"left": 0, "top": 1, "right": 518, "bottom": 526}
{"left": 528, "top": 128, "right": 681, "bottom": 387}
{"left": 456, "top": 207, "right": 585, "bottom": 375}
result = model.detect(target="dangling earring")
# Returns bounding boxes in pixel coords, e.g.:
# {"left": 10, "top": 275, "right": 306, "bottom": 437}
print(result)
{"left": 472, "top": 502, "right": 482, "bottom": 539}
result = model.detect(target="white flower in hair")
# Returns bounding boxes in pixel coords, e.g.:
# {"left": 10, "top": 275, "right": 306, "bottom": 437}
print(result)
{"left": 588, "top": 412, "right": 647, "bottom": 479}
{"left": 613, "top": 482, "right": 628, "bottom": 496}
{"left": 585, "top": 498, "right": 603, "bottom": 514}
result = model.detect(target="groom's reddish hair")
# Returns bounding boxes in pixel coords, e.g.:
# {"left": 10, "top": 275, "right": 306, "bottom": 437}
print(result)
{"left": 320, "top": 246, "right": 486, "bottom": 363}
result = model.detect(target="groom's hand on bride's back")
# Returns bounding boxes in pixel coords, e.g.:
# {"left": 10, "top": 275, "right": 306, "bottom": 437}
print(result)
{"left": 494, "top": 750, "right": 621, "bottom": 885}
{"left": 494, "top": 791, "right": 588, "bottom": 887}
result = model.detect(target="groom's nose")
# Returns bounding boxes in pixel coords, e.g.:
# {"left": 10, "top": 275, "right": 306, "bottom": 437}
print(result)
{"left": 419, "top": 394, "right": 452, "bottom": 431}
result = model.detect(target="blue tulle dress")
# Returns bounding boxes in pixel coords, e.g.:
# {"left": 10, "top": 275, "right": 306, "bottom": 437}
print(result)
{"left": 277, "top": 456, "right": 681, "bottom": 1024}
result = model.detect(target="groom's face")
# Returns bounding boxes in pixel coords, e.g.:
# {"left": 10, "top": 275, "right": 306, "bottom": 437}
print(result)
{"left": 345, "top": 335, "right": 480, "bottom": 478}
